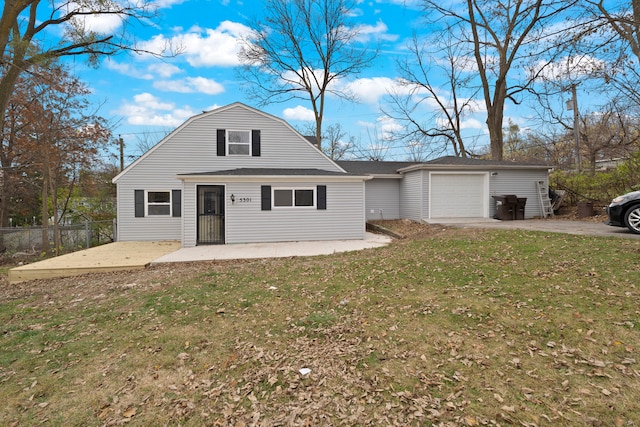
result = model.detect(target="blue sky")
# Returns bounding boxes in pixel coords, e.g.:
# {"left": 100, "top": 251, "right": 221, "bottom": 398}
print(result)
{"left": 66, "top": 0, "right": 469, "bottom": 162}
{"left": 63, "top": 0, "right": 603, "bottom": 164}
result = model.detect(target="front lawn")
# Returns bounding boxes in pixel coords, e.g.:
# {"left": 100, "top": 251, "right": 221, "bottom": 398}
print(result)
{"left": 1, "top": 227, "right": 638, "bottom": 426}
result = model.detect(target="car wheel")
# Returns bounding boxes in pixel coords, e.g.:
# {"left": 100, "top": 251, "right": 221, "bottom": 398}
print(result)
{"left": 624, "top": 204, "right": 640, "bottom": 234}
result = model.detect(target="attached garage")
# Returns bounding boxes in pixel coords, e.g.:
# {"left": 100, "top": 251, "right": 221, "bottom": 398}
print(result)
{"left": 339, "top": 156, "right": 553, "bottom": 222}
{"left": 429, "top": 173, "right": 488, "bottom": 218}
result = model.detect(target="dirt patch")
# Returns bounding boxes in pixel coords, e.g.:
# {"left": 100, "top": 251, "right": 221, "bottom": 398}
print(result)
{"left": 368, "top": 219, "right": 447, "bottom": 239}
{"left": 554, "top": 203, "right": 608, "bottom": 222}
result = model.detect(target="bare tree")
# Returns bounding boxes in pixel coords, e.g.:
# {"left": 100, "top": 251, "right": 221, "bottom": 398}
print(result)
{"left": 323, "top": 123, "right": 356, "bottom": 160}
{"left": 578, "top": 101, "right": 640, "bottom": 173}
{"left": 420, "top": 0, "right": 577, "bottom": 160}
{"left": 11, "top": 63, "right": 110, "bottom": 254}
{"left": 385, "top": 34, "right": 478, "bottom": 158}
{"left": 132, "top": 128, "right": 171, "bottom": 158}
{"left": 238, "top": 0, "right": 377, "bottom": 151}
{"left": 586, "top": 0, "right": 640, "bottom": 61}
{"left": 353, "top": 125, "right": 392, "bottom": 161}
{"left": 576, "top": 1, "right": 640, "bottom": 109}
{"left": 0, "top": 0, "right": 174, "bottom": 144}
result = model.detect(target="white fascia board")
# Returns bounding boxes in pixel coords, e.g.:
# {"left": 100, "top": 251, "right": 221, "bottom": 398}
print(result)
{"left": 369, "top": 174, "right": 404, "bottom": 179}
{"left": 397, "top": 164, "right": 553, "bottom": 173}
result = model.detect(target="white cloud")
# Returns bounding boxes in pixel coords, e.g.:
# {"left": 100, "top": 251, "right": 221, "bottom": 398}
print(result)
{"left": 148, "top": 63, "right": 182, "bottom": 78}
{"left": 357, "top": 116, "right": 402, "bottom": 140}
{"left": 354, "top": 20, "right": 399, "bottom": 43}
{"left": 116, "top": 93, "right": 195, "bottom": 127}
{"left": 376, "top": 116, "right": 403, "bottom": 139}
{"left": 66, "top": 2, "right": 124, "bottom": 34}
{"left": 341, "top": 77, "right": 405, "bottom": 104}
{"left": 153, "top": 77, "right": 225, "bottom": 94}
{"left": 531, "top": 56, "right": 606, "bottom": 81}
{"left": 139, "top": 21, "right": 253, "bottom": 67}
{"left": 283, "top": 105, "right": 316, "bottom": 121}
{"left": 106, "top": 58, "right": 185, "bottom": 80}
{"left": 435, "top": 116, "right": 484, "bottom": 130}
{"left": 106, "top": 59, "right": 154, "bottom": 79}
{"left": 154, "top": 0, "right": 188, "bottom": 8}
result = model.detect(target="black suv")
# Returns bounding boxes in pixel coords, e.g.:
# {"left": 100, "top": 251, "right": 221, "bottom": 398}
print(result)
{"left": 607, "top": 190, "right": 640, "bottom": 234}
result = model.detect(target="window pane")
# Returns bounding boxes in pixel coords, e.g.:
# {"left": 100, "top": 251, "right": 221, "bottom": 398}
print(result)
{"left": 148, "top": 205, "right": 171, "bottom": 215}
{"left": 295, "top": 189, "right": 314, "bottom": 206}
{"left": 228, "top": 130, "right": 250, "bottom": 143}
{"left": 148, "top": 191, "right": 170, "bottom": 203}
{"left": 228, "top": 144, "right": 250, "bottom": 155}
{"left": 274, "top": 190, "right": 293, "bottom": 206}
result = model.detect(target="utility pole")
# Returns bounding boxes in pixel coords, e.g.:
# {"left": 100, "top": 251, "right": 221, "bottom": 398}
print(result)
{"left": 570, "top": 84, "right": 581, "bottom": 172}
{"left": 119, "top": 135, "right": 124, "bottom": 172}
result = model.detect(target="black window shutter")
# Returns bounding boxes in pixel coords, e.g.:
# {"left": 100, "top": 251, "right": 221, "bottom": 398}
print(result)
{"left": 252, "top": 130, "right": 261, "bottom": 157}
{"left": 261, "top": 185, "right": 271, "bottom": 211}
{"left": 172, "top": 190, "right": 181, "bottom": 217}
{"left": 217, "top": 129, "right": 226, "bottom": 156}
{"left": 317, "top": 185, "right": 327, "bottom": 210}
{"left": 134, "top": 190, "right": 144, "bottom": 217}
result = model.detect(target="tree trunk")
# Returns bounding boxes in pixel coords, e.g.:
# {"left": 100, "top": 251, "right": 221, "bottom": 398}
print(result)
{"left": 487, "top": 78, "right": 508, "bottom": 161}
{"left": 0, "top": 168, "right": 10, "bottom": 227}
{"left": 487, "top": 104, "right": 505, "bottom": 161}
{"left": 315, "top": 117, "right": 323, "bottom": 152}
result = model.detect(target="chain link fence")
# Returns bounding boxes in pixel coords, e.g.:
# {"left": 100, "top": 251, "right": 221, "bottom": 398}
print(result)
{"left": 0, "top": 220, "right": 116, "bottom": 256}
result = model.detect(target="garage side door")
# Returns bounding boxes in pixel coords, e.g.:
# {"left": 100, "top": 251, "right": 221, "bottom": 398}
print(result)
{"left": 430, "top": 173, "right": 487, "bottom": 218}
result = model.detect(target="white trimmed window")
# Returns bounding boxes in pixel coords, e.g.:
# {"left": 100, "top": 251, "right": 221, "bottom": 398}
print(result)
{"left": 147, "top": 191, "right": 171, "bottom": 215}
{"left": 273, "top": 188, "right": 315, "bottom": 208}
{"left": 227, "top": 130, "right": 251, "bottom": 155}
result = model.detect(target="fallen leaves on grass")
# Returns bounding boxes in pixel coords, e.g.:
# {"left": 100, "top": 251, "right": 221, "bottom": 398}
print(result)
{"left": 1, "top": 227, "right": 639, "bottom": 426}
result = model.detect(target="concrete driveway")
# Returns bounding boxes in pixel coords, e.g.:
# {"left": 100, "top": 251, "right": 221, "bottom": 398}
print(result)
{"left": 426, "top": 218, "right": 640, "bottom": 239}
{"left": 152, "top": 232, "right": 392, "bottom": 263}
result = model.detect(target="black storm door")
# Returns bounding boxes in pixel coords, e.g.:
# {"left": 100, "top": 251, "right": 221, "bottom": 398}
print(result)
{"left": 197, "top": 185, "right": 225, "bottom": 244}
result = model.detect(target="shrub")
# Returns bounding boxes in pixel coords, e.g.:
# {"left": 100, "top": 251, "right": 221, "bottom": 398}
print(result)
{"left": 550, "top": 151, "right": 640, "bottom": 205}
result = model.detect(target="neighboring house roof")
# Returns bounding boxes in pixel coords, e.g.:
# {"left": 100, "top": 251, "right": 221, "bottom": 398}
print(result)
{"left": 304, "top": 136, "right": 318, "bottom": 146}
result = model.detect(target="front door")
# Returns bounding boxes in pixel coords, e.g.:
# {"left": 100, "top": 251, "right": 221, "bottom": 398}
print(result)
{"left": 197, "top": 185, "right": 225, "bottom": 244}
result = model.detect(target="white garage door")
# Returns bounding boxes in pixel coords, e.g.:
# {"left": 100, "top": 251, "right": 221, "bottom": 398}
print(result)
{"left": 430, "top": 173, "right": 487, "bottom": 218}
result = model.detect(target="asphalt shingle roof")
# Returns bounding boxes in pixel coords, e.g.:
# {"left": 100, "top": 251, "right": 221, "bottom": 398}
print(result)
{"left": 338, "top": 156, "right": 551, "bottom": 175}
{"left": 178, "top": 168, "right": 358, "bottom": 176}
{"left": 422, "top": 156, "right": 551, "bottom": 168}
{"left": 336, "top": 161, "right": 419, "bottom": 175}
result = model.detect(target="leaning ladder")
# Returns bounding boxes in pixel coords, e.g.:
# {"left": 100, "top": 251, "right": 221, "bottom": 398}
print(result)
{"left": 537, "top": 180, "right": 554, "bottom": 218}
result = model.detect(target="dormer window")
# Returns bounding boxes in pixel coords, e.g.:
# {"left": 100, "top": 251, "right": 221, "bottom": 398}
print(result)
{"left": 227, "top": 130, "right": 251, "bottom": 155}
{"left": 217, "top": 129, "right": 261, "bottom": 157}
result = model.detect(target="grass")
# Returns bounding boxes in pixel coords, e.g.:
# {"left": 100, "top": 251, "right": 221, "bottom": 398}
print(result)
{"left": 0, "top": 227, "right": 639, "bottom": 426}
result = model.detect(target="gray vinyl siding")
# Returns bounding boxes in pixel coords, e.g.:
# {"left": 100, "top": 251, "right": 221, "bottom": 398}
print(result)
{"left": 116, "top": 183, "right": 183, "bottom": 241}
{"left": 115, "top": 104, "right": 348, "bottom": 242}
{"left": 400, "top": 170, "right": 424, "bottom": 221}
{"left": 181, "top": 181, "right": 365, "bottom": 246}
{"left": 365, "top": 179, "right": 401, "bottom": 220}
{"left": 117, "top": 105, "right": 341, "bottom": 182}
{"left": 489, "top": 170, "right": 548, "bottom": 218}
{"left": 422, "top": 171, "right": 430, "bottom": 219}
